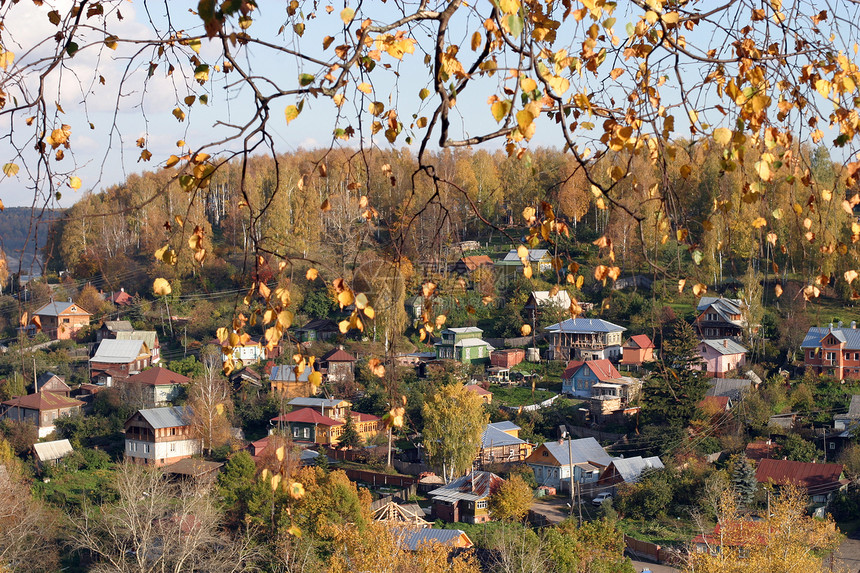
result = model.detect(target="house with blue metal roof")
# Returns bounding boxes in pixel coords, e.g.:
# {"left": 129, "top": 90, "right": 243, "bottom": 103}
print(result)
{"left": 525, "top": 437, "right": 615, "bottom": 492}
{"left": 801, "top": 323, "right": 860, "bottom": 380}
{"left": 544, "top": 318, "right": 626, "bottom": 361}
{"left": 476, "top": 422, "right": 533, "bottom": 469}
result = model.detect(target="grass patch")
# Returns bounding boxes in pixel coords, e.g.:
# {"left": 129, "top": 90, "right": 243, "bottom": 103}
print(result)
{"left": 490, "top": 384, "right": 555, "bottom": 406}
{"left": 617, "top": 516, "right": 702, "bottom": 546}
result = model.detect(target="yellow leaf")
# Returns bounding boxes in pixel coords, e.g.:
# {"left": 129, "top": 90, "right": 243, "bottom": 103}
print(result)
{"left": 2, "top": 163, "right": 19, "bottom": 177}
{"left": 751, "top": 217, "right": 767, "bottom": 229}
{"left": 0, "top": 50, "right": 15, "bottom": 70}
{"left": 754, "top": 160, "right": 771, "bottom": 181}
{"left": 69, "top": 176, "right": 82, "bottom": 190}
{"left": 520, "top": 77, "right": 537, "bottom": 92}
{"left": 471, "top": 31, "right": 482, "bottom": 51}
{"left": 306, "top": 268, "right": 318, "bottom": 280}
{"left": 846, "top": 270, "right": 859, "bottom": 285}
{"left": 491, "top": 100, "right": 511, "bottom": 123}
{"left": 693, "top": 283, "right": 707, "bottom": 297}
{"left": 661, "top": 11, "right": 680, "bottom": 24}
{"left": 364, "top": 306, "right": 375, "bottom": 319}
{"left": 309, "top": 371, "right": 322, "bottom": 388}
{"left": 285, "top": 105, "right": 300, "bottom": 123}
{"left": 321, "top": 199, "right": 331, "bottom": 211}
{"left": 153, "top": 278, "right": 172, "bottom": 296}
{"left": 357, "top": 82, "right": 372, "bottom": 94}
{"left": 816, "top": 78, "right": 831, "bottom": 98}
{"left": 688, "top": 109, "right": 698, "bottom": 124}
{"left": 713, "top": 128, "right": 732, "bottom": 145}
{"left": 523, "top": 266, "right": 532, "bottom": 279}
{"left": 678, "top": 279, "right": 686, "bottom": 293}
{"left": 521, "top": 324, "right": 532, "bottom": 336}
{"left": 276, "top": 446, "right": 285, "bottom": 462}
{"left": 340, "top": 7, "right": 355, "bottom": 24}
{"left": 774, "top": 284, "right": 783, "bottom": 297}
{"left": 368, "top": 101, "right": 384, "bottom": 116}
{"left": 277, "top": 310, "right": 294, "bottom": 328}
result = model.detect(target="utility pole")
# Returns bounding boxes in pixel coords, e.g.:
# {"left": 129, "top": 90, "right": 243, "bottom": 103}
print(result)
{"left": 567, "top": 432, "right": 575, "bottom": 518}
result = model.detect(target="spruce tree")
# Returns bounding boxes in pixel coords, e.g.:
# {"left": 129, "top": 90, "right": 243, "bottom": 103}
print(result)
{"left": 643, "top": 320, "right": 710, "bottom": 430}
{"left": 731, "top": 455, "right": 758, "bottom": 508}
{"left": 337, "top": 410, "right": 364, "bottom": 449}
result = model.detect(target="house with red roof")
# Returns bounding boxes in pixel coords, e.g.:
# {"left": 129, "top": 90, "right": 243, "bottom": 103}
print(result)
{"left": 621, "top": 334, "right": 655, "bottom": 366}
{"left": 320, "top": 347, "right": 356, "bottom": 388}
{"left": 464, "top": 384, "right": 493, "bottom": 404}
{"left": 755, "top": 458, "right": 848, "bottom": 505}
{"left": 0, "top": 390, "right": 84, "bottom": 438}
{"left": 122, "top": 366, "right": 190, "bottom": 407}
{"left": 562, "top": 359, "right": 625, "bottom": 398}
{"left": 271, "top": 405, "right": 381, "bottom": 446}
{"left": 451, "top": 255, "right": 494, "bottom": 275}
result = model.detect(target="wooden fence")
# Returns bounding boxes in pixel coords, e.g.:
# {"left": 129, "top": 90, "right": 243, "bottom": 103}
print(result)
{"left": 623, "top": 535, "right": 684, "bottom": 565}
{"left": 342, "top": 468, "right": 419, "bottom": 489}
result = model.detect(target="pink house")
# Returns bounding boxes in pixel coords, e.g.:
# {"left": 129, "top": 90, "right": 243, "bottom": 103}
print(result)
{"left": 695, "top": 339, "right": 747, "bottom": 378}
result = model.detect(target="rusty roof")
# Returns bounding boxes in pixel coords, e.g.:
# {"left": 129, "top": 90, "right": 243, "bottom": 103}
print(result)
{"left": 755, "top": 458, "right": 844, "bottom": 491}
{"left": 2, "top": 391, "right": 84, "bottom": 411}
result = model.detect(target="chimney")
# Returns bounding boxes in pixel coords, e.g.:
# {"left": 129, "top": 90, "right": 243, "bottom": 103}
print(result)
{"left": 839, "top": 321, "right": 844, "bottom": 328}
{"left": 852, "top": 321, "right": 857, "bottom": 329}
{"left": 120, "top": 287, "right": 125, "bottom": 293}
{"left": 723, "top": 339, "right": 728, "bottom": 348}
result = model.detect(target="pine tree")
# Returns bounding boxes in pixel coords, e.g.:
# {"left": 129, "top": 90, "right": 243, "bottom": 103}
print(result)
{"left": 337, "top": 410, "right": 363, "bottom": 449}
{"left": 643, "top": 320, "right": 710, "bottom": 430}
{"left": 731, "top": 455, "right": 758, "bottom": 508}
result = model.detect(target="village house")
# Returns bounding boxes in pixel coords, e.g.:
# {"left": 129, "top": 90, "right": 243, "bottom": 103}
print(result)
{"left": 124, "top": 406, "right": 199, "bottom": 466}
{"left": 706, "top": 378, "right": 753, "bottom": 402}
{"left": 89, "top": 339, "right": 153, "bottom": 384}
{"left": 33, "top": 300, "right": 92, "bottom": 340}
{"left": 475, "top": 421, "right": 533, "bottom": 469}
{"left": 35, "top": 371, "right": 71, "bottom": 396}
{"left": 544, "top": 318, "right": 626, "bottom": 362}
{"left": 107, "top": 287, "right": 134, "bottom": 307}
{"left": 122, "top": 366, "right": 190, "bottom": 407}
{"left": 221, "top": 337, "right": 266, "bottom": 366}
{"left": 113, "top": 330, "right": 161, "bottom": 363}
{"left": 695, "top": 339, "right": 748, "bottom": 378}
{"left": 428, "top": 470, "right": 504, "bottom": 524}
{"left": 393, "top": 527, "right": 474, "bottom": 551}
{"left": 229, "top": 366, "right": 263, "bottom": 399}
{"left": 597, "top": 456, "right": 664, "bottom": 491}
{"left": 319, "top": 347, "right": 356, "bottom": 387}
{"left": 0, "top": 390, "right": 85, "bottom": 438}
{"left": 495, "top": 248, "right": 552, "bottom": 282}
{"left": 294, "top": 318, "right": 340, "bottom": 343}
{"left": 33, "top": 439, "right": 74, "bottom": 471}
{"left": 561, "top": 359, "right": 639, "bottom": 403}
{"left": 755, "top": 458, "right": 848, "bottom": 506}
{"left": 525, "top": 437, "right": 614, "bottom": 493}
{"left": 269, "top": 364, "right": 319, "bottom": 398}
{"left": 620, "top": 334, "right": 655, "bottom": 367}
{"left": 96, "top": 320, "right": 134, "bottom": 343}
{"left": 801, "top": 323, "right": 860, "bottom": 381}
{"left": 434, "top": 327, "right": 494, "bottom": 364}
{"left": 835, "top": 394, "right": 860, "bottom": 431}
{"left": 270, "top": 406, "right": 381, "bottom": 446}
{"left": 464, "top": 384, "right": 493, "bottom": 404}
{"left": 523, "top": 290, "right": 573, "bottom": 322}
{"left": 450, "top": 254, "right": 494, "bottom": 275}
{"left": 695, "top": 297, "right": 747, "bottom": 340}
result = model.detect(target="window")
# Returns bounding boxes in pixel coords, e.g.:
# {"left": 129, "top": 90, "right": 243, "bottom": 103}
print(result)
{"left": 144, "top": 444, "right": 150, "bottom": 453}
{"left": 542, "top": 450, "right": 548, "bottom": 457}
{"left": 303, "top": 427, "right": 310, "bottom": 439}
{"left": 830, "top": 442, "right": 836, "bottom": 450}
{"left": 476, "top": 500, "right": 488, "bottom": 509}
{"left": 170, "top": 443, "right": 176, "bottom": 452}
{"left": 827, "top": 352, "right": 836, "bottom": 361}
{"left": 62, "top": 318, "right": 70, "bottom": 324}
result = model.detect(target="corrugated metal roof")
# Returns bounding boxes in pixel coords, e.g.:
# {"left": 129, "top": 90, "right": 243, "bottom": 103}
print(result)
{"left": 34, "top": 300, "right": 91, "bottom": 317}
{"left": 33, "top": 439, "right": 74, "bottom": 461}
{"left": 114, "top": 330, "right": 158, "bottom": 349}
{"left": 102, "top": 320, "right": 133, "bottom": 331}
{"left": 126, "top": 366, "right": 189, "bottom": 386}
{"left": 610, "top": 456, "right": 664, "bottom": 483}
{"left": 392, "top": 527, "right": 472, "bottom": 550}
{"left": 706, "top": 378, "right": 751, "bottom": 400}
{"left": 428, "top": 471, "right": 503, "bottom": 502}
{"left": 91, "top": 339, "right": 147, "bottom": 363}
{"left": 138, "top": 406, "right": 193, "bottom": 429}
{"left": 501, "top": 248, "right": 549, "bottom": 262}
{"left": 847, "top": 395, "right": 860, "bottom": 418}
{"left": 444, "top": 327, "right": 483, "bottom": 334}
{"left": 270, "top": 365, "right": 312, "bottom": 382}
{"left": 697, "top": 297, "right": 743, "bottom": 316}
{"left": 532, "top": 438, "right": 614, "bottom": 467}
{"left": 801, "top": 326, "right": 860, "bottom": 350}
{"left": 288, "top": 397, "right": 349, "bottom": 409}
{"left": 2, "top": 391, "right": 83, "bottom": 411}
{"left": 701, "top": 339, "right": 748, "bottom": 356}
{"left": 491, "top": 421, "right": 520, "bottom": 432}
{"left": 320, "top": 348, "right": 356, "bottom": 362}
{"left": 624, "top": 334, "right": 654, "bottom": 349}
{"left": 756, "top": 458, "right": 844, "bottom": 491}
{"left": 481, "top": 423, "right": 527, "bottom": 448}
{"left": 545, "top": 318, "right": 626, "bottom": 334}
{"left": 454, "top": 338, "right": 494, "bottom": 349}
{"left": 530, "top": 290, "right": 572, "bottom": 308}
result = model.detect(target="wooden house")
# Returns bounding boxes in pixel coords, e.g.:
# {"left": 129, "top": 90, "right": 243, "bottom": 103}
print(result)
{"left": 33, "top": 439, "right": 74, "bottom": 470}
{"left": 525, "top": 438, "right": 613, "bottom": 493}
{"left": 434, "top": 327, "right": 494, "bottom": 364}
{"left": 35, "top": 372, "right": 70, "bottom": 396}
{"left": 269, "top": 364, "right": 319, "bottom": 399}
{"left": 270, "top": 406, "right": 380, "bottom": 446}
{"left": 294, "top": 318, "right": 340, "bottom": 342}
{"left": 320, "top": 347, "right": 356, "bottom": 387}
{"left": 524, "top": 290, "right": 573, "bottom": 322}
{"left": 755, "top": 458, "right": 848, "bottom": 506}
{"left": 124, "top": 406, "right": 199, "bottom": 466}
{"left": 695, "top": 297, "right": 747, "bottom": 340}
{"left": 464, "top": 384, "right": 493, "bottom": 404}
{"left": 451, "top": 255, "right": 494, "bottom": 275}
{"left": 114, "top": 330, "right": 161, "bottom": 363}
{"left": 33, "top": 300, "right": 92, "bottom": 340}
{"left": 491, "top": 348, "right": 525, "bottom": 368}
{"left": 0, "top": 391, "right": 84, "bottom": 438}
{"left": 476, "top": 421, "right": 533, "bottom": 469}
{"left": 96, "top": 320, "right": 133, "bottom": 343}
{"left": 89, "top": 339, "right": 152, "bottom": 384}
{"left": 428, "top": 471, "right": 504, "bottom": 524}
{"left": 122, "top": 366, "right": 190, "bottom": 407}
{"left": 495, "top": 248, "right": 552, "bottom": 282}
{"left": 544, "top": 318, "right": 625, "bottom": 362}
